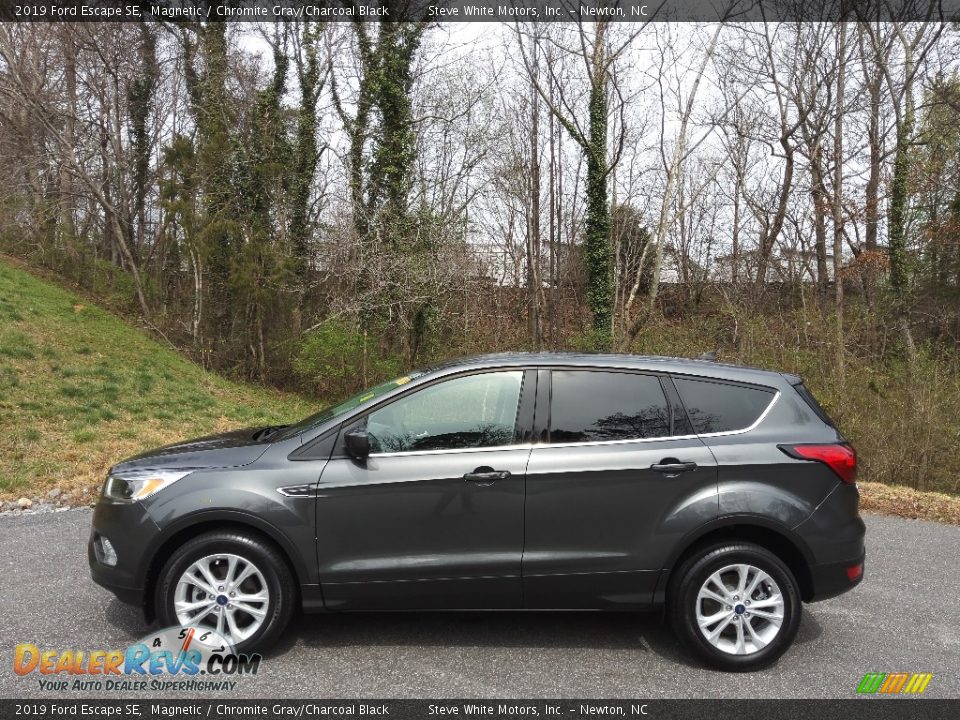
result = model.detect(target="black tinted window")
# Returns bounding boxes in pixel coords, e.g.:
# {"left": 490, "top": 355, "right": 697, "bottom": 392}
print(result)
{"left": 549, "top": 371, "right": 670, "bottom": 443}
{"left": 673, "top": 377, "right": 775, "bottom": 434}
{"left": 794, "top": 382, "right": 836, "bottom": 427}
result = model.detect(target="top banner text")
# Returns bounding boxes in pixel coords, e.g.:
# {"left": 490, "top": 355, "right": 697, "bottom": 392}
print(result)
{"left": 3, "top": 0, "right": 960, "bottom": 23}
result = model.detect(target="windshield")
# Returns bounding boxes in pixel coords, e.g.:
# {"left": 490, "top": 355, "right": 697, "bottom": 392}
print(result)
{"left": 272, "top": 372, "right": 423, "bottom": 441}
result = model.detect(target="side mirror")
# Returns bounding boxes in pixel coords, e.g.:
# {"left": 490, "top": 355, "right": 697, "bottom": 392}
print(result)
{"left": 344, "top": 427, "right": 370, "bottom": 460}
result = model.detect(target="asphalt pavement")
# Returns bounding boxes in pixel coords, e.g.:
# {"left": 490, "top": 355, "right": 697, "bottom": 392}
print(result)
{"left": 0, "top": 509, "right": 957, "bottom": 699}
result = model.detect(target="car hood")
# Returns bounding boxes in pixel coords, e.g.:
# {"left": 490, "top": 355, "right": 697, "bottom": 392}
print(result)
{"left": 110, "top": 427, "right": 273, "bottom": 474}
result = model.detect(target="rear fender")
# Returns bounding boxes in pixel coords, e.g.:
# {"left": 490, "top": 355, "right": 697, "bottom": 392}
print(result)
{"left": 718, "top": 480, "right": 819, "bottom": 529}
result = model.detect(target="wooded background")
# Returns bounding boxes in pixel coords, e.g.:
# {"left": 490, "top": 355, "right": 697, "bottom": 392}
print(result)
{"left": 1, "top": 13, "right": 959, "bottom": 494}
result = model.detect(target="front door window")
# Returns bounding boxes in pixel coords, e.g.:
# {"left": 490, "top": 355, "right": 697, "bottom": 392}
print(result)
{"left": 366, "top": 371, "right": 524, "bottom": 453}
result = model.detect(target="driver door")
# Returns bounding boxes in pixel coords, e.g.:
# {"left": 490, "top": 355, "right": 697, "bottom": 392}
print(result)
{"left": 315, "top": 369, "right": 534, "bottom": 610}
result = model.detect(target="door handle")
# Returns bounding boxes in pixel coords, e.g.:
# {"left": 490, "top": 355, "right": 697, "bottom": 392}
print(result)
{"left": 651, "top": 459, "right": 698, "bottom": 475}
{"left": 463, "top": 466, "right": 511, "bottom": 484}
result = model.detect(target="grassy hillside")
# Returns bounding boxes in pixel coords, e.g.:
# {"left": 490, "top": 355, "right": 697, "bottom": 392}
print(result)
{"left": 0, "top": 258, "right": 312, "bottom": 503}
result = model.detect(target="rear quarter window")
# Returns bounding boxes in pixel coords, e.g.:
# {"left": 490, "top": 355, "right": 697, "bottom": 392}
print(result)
{"left": 793, "top": 382, "right": 836, "bottom": 427}
{"left": 673, "top": 377, "right": 775, "bottom": 434}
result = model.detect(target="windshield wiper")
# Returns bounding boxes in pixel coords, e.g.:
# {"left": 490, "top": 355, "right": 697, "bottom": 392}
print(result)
{"left": 252, "top": 425, "right": 289, "bottom": 441}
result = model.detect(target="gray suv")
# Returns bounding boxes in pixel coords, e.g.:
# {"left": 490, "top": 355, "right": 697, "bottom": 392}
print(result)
{"left": 89, "top": 353, "right": 865, "bottom": 671}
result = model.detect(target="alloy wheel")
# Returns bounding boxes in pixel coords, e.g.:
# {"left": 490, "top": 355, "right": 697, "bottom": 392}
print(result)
{"left": 173, "top": 553, "right": 270, "bottom": 645}
{"left": 694, "top": 563, "right": 785, "bottom": 656}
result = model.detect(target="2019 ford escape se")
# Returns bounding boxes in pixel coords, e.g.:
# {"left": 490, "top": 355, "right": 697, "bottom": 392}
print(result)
{"left": 89, "top": 353, "right": 864, "bottom": 671}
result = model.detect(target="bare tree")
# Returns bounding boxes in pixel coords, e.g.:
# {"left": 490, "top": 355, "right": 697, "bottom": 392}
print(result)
{"left": 0, "top": 25, "right": 152, "bottom": 316}
{"left": 516, "top": 15, "right": 657, "bottom": 343}
{"left": 860, "top": 13, "right": 946, "bottom": 359}
{"left": 619, "top": 21, "right": 726, "bottom": 349}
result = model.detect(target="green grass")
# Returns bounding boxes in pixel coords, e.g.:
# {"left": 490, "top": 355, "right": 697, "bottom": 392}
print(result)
{"left": 0, "top": 258, "right": 312, "bottom": 499}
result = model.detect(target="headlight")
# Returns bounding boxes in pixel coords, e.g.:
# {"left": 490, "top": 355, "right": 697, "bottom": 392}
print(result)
{"left": 102, "top": 470, "right": 192, "bottom": 502}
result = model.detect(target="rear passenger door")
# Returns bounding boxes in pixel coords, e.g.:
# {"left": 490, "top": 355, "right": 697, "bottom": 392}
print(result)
{"left": 522, "top": 369, "right": 718, "bottom": 609}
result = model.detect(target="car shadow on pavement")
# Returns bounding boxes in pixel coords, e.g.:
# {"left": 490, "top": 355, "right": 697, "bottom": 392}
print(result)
{"left": 103, "top": 598, "right": 824, "bottom": 670}
{"left": 105, "top": 598, "right": 153, "bottom": 637}
{"left": 279, "top": 611, "right": 689, "bottom": 663}
{"left": 276, "top": 608, "right": 825, "bottom": 669}
{"left": 793, "top": 609, "right": 824, "bottom": 645}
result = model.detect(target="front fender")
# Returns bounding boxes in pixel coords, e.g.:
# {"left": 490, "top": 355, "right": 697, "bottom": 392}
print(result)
{"left": 140, "top": 468, "right": 318, "bottom": 587}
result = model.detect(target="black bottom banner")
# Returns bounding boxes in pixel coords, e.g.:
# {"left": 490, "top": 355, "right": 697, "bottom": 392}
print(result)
{"left": 1, "top": 700, "right": 957, "bottom": 720}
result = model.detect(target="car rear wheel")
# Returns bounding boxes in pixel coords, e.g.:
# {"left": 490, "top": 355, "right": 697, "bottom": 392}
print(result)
{"left": 668, "top": 542, "right": 801, "bottom": 671}
{"left": 155, "top": 530, "right": 296, "bottom": 653}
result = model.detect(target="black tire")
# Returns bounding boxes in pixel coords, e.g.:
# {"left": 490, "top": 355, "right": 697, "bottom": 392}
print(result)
{"left": 155, "top": 530, "right": 296, "bottom": 654}
{"left": 668, "top": 542, "right": 802, "bottom": 671}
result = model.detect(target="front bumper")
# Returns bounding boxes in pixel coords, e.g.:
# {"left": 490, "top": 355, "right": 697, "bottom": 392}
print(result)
{"left": 88, "top": 497, "right": 162, "bottom": 606}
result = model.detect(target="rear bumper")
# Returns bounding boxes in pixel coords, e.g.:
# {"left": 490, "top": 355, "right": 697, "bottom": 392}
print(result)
{"left": 806, "top": 549, "right": 865, "bottom": 602}
{"left": 88, "top": 497, "right": 161, "bottom": 607}
{"left": 794, "top": 482, "right": 866, "bottom": 602}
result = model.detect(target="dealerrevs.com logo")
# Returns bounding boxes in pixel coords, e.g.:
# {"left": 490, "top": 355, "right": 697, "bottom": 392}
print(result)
{"left": 857, "top": 672, "right": 934, "bottom": 696}
{"left": 14, "top": 626, "right": 260, "bottom": 692}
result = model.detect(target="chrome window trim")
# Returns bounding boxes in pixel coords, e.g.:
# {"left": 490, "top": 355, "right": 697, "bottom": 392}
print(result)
{"left": 368, "top": 443, "right": 534, "bottom": 459}
{"left": 696, "top": 389, "right": 780, "bottom": 438}
{"left": 539, "top": 434, "right": 702, "bottom": 451}
{"left": 360, "top": 374, "right": 782, "bottom": 458}
{"left": 364, "top": 390, "right": 780, "bottom": 457}
{"left": 530, "top": 388, "right": 780, "bottom": 451}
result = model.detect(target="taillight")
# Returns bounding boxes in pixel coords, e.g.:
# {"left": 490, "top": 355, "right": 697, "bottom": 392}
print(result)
{"left": 779, "top": 443, "right": 857, "bottom": 483}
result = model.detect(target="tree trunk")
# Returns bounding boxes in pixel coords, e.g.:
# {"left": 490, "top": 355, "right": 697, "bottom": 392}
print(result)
{"left": 887, "top": 42, "right": 916, "bottom": 361}
{"left": 59, "top": 28, "right": 77, "bottom": 253}
{"left": 731, "top": 173, "right": 741, "bottom": 285}
{"left": 864, "top": 76, "right": 882, "bottom": 251}
{"left": 548, "top": 88, "right": 558, "bottom": 348}
{"left": 755, "top": 136, "right": 794, "bottom": 288}
{"left": 833, "top": 21, "right": 847, "bottom": 385}
{"left": 527, "top": 65, "right": 542, "bottom": 348}
{"left": 810, "top": 144, "right": 829, "bottom": 295}
{"left": 583, "top": 26, "right": 612, "bottom": 342}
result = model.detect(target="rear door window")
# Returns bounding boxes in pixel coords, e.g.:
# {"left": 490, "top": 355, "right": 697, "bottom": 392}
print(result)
{"left": 549, "top": 370, "right": 670, "bottom": 443}
{"left": 673, "top": 377, "right": 775, "bottom": 434}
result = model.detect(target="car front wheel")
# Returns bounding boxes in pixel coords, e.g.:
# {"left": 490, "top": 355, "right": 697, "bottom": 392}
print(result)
{"left": 155, "top": 530, "right": 296, "bottom": 653}
{"left": 668, "top": 542, "right": 802, "bottom": 671}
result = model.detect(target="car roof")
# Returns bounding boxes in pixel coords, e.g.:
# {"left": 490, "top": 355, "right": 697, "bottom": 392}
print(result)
{"left": 419, "top": 352, "right": 788, "bottom": 387}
